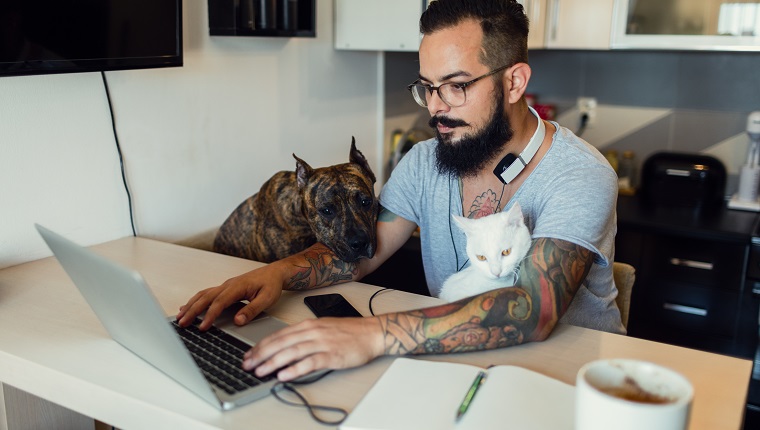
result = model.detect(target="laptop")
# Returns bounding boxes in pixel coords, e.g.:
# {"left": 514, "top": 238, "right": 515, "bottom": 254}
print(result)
{"left": 35, "top": 224, "right": 289, "bottom": 410}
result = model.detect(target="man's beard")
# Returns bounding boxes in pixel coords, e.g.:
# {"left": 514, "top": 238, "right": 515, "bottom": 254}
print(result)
{"left": 430, "top": 91, "right": 513, "bottom": 178}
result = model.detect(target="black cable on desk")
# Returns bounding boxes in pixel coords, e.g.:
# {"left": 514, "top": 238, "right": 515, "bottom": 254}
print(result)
{"left": 269, "top": 371, "right": 346, "bottom": 425}
{"left": 369, "top": 287, "right": 390, "bottom": 316}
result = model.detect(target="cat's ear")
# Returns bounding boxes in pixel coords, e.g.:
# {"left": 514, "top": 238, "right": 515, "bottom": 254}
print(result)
{"left": 451, "top": 214, "right": 471, "bottom": 233}
{"left": 507, "top": 202, "right": 525, "bottom": 226}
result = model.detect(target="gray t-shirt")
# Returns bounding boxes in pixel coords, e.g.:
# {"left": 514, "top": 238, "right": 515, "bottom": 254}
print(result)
{"left": 379, "top": 123, "right": 625, "bottom": 334}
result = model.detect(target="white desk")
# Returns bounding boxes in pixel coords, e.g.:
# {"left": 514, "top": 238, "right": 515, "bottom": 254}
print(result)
{"left": 0, "top": 237, "right": 752, "bottom": 429}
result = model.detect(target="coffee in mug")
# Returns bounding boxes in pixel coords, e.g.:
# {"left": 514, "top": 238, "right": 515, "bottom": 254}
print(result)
{"left": 575, "top": 359, "right": 693, "bottom": 430}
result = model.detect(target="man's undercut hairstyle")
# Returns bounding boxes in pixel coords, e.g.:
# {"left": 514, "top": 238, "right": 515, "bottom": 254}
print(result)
{"left": 420, "top": 0, "right": 529, "bottom": 70}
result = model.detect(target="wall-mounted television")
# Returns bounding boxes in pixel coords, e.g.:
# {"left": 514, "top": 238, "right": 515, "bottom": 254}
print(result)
{"left": 0, "top": 0, "right": 183, "bottom": 77}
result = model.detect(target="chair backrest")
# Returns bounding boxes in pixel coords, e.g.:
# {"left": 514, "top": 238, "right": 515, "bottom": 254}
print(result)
{"left": 612, "top": 262, "right": 636, "bottom": 329}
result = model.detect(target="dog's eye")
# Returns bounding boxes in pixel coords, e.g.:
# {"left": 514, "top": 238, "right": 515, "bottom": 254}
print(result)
{"left": 320, "top": 205, "right": 338, "bottom": 218}
{"left": 502, "top": 249, "right": 511, "bottom": 256}
{"left": 360, "top": 198, "right": 372, "bottom": 207}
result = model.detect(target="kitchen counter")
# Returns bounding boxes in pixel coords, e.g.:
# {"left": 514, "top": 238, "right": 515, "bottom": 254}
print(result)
{"left": 616, "top": 194, "right": 759, "bottom": 244}
{"left": 615, "top": 194, "right": 759, "bottom": 274}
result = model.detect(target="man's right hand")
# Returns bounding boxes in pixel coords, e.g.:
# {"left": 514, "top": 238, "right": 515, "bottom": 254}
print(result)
{"left": 176, "top": 261, "right": 286, "bottom": 330}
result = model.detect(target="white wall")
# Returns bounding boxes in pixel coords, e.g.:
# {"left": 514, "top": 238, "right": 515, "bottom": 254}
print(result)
{"left": 0, "top": 1, "right": 382, "bottom": 269}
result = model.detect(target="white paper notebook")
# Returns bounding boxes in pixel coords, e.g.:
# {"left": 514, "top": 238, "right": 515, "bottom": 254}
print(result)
{"left": 341, "top": 358, "right": 575, "bottom": 430}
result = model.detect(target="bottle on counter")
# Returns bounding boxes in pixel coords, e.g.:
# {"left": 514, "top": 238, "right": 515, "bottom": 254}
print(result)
{"left": 618, "top": 150, "right": 637, "bottom": 195}
{"left": 605, "top": 150, "right": 619, "bottom": 173}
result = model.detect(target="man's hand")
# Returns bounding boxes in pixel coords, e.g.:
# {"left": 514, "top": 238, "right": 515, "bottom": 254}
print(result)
{"left": 176, "top": 262, "right": 286, "bottom": 330}
{"left": 242, "top": 317, "right": 385, "bottom": 381}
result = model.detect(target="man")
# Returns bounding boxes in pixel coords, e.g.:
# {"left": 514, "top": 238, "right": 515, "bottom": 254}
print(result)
{"left": 177, "top": 0, "right": 622, "bottom": 382}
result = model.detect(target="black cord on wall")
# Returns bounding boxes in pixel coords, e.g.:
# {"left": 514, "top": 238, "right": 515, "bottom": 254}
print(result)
{"left": 101, "top": 71, "right": 137, "bottom": 237}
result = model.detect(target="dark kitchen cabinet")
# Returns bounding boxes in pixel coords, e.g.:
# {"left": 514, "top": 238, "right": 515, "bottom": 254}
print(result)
{"left": 615, "top": 195, "right": 759, "bottom": 359}
{"left": 208, "top": 0, "right": 316, "bottom": 37}
{"left": 616, "top": 195, "right": 760, "bottom": 430}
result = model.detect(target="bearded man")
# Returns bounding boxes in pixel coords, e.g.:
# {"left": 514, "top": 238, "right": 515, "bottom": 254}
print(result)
{"left": 178, "top": 0, "right": 622, "bottom": 382}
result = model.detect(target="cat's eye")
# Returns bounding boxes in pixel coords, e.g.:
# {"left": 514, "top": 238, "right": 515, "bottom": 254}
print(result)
{"left": 476, "top": 255, "right": 487, "bottom": 261}
{"left": 502, "top": 249, "right": 512, "bottom": 256}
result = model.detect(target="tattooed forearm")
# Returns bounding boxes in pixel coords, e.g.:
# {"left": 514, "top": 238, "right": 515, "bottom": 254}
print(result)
{"left": 285, "top": 244, "right": 359, "bottom": 290}
{"left": 375, "top": 238, "right": 594, "bottom": 355}
{"left": 377, "top": 311, "right": 426, "bottom": 354}
{"left": 522, "top": 238, "right": 592, "bottom": 340}
{"left": 376, "top": 288, "right": 531, "bottom": 355}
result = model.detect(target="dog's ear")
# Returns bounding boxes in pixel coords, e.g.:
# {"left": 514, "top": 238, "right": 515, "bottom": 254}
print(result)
{"left": 293, "top": 154, "right": 313, "bottom": 189}
{"left": 349, "top": 136, "right": 376, "bottom": 184}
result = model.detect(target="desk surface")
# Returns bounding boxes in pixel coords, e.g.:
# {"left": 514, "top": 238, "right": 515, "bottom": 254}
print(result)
{"left": 0, "top": 237, "right": 752, "bottom": 429}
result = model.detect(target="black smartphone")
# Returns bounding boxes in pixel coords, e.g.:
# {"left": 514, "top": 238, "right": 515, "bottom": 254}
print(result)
{"left": 304, "top": 293, "right": 363, "bottom": 318}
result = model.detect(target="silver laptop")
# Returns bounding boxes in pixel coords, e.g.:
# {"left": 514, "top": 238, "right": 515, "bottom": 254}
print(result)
{"left": 35, "top": 224, "right": 289, "bottom": 410}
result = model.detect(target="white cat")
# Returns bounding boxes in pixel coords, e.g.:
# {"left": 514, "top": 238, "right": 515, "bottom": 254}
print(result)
{"left": 439, "top": 202, "right": 532, "bottom": 302}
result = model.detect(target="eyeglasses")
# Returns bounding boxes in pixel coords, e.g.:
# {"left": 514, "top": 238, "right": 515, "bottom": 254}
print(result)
{"left": 407, "top": 64, "right": 511, "bottom": 108}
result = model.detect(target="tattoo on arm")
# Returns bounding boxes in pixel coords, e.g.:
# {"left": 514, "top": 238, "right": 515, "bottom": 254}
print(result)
{"left": 523, "top": 237, "right": 593, "bottom": 340}
{"left": 285, "top": 243, "right": 358, "bottom": 290}
{"left": 376, "top": 238, "right": 594, "bottom": 354}
{"left": 377, "top": 205, "right": 398, "bottom": 222}
{"left": 378, "top": 311, "right": 426, "bottom": 354}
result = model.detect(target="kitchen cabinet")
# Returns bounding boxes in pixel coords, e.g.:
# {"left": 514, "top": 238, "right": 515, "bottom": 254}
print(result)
{"left": 544, "top": 0, "right": 614, "bottom": 49}
{"left": 334, "top": 0, "right": 427, "bottom": 51}
{"left": 208, "top": 0, "right": 316, "bottom": 37}
{"left": 518, "top": 0, "right": 548, "bottom": 49}
{"left": 611, "top": 0, "right": 760, "bottom": 51}
{"left": 615, "top": 195, "right": 759, "bottom": 359}
{"left": 335, "top": 0, "right": 612, "bottom": 52}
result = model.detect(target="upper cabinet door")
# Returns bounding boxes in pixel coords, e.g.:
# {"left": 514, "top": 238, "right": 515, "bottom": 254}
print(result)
{"left": 544, "top": 0, "right": 615, "bottom": 49}
{"left": 334, "top": 0, "right": 426, "bottom": 51}
{"left": 518, "top": 0, "right": 548, "bottom": 49}
{"left": 611, "top": 0, "right": 760, "bottom": 50}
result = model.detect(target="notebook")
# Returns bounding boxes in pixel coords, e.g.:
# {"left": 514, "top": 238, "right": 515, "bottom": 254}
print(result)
{"left": 341, "top": 357, "right": 576, "bottom": 430}
{"left": 35, "top": 224, "right": 289, "bottom": 411}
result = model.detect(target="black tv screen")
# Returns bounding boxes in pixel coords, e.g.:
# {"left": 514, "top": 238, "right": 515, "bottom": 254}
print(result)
{"left": 0, "top": 0, "right": 183, "bottom": 77}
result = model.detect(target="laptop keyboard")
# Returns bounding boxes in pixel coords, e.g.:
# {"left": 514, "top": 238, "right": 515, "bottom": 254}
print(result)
{"left": 171, "top": 318, "right": 274, "bottom": 394}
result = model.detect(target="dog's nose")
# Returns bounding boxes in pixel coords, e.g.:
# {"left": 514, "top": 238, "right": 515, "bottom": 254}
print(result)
{"left": 349, "top": 238, "right": 369, "bottom": 252}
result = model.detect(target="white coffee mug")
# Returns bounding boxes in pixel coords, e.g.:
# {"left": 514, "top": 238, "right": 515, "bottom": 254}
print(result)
{"left": 575, "top": 359, "right": 693, "bottom": 430}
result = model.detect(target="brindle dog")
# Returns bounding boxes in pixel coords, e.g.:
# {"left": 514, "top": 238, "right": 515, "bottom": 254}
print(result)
{"left": 213, "top": 138, "right": 378, "bottom": 263}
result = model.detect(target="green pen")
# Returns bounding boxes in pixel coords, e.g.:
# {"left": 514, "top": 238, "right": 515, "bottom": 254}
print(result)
{"left": 455, "top": 370, "right": 487, "bottom": 421}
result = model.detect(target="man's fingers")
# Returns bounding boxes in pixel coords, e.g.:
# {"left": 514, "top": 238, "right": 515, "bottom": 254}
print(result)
{"left": 177, "top": 288, "right": 211, "bottom": 319}
{"left": 243, "top": 321, "right": 319, "bottom": 368}
{"left": 235, "top": 300, "right": 267, "bottom": 325}
{"left": 197, "top": 298, "right": 227, "bottom": 330}
{"left": 177, "top": 288, "right": 218, "bottom": 326}
{"left": 275, "top": 354, "right": 323, "bottom": 381}
{"left": 242, "top": 318, "right": 378, "bottom": 381}
{"left": 198, "top": 286, "right": 251, "bottom": 329}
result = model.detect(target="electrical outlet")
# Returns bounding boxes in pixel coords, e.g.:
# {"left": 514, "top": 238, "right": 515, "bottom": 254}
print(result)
{"left": 577, "top": 97, "right": 597, "bottom": 125}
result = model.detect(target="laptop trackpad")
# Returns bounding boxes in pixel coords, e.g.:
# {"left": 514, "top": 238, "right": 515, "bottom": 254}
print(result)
{"left": 203, "top": 301, "right": 289, "bottom": 346}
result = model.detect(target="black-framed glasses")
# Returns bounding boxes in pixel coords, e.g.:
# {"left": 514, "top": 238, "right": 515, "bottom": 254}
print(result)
{"left": 406, "top": 64, "right": 511, "bottom": 108}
